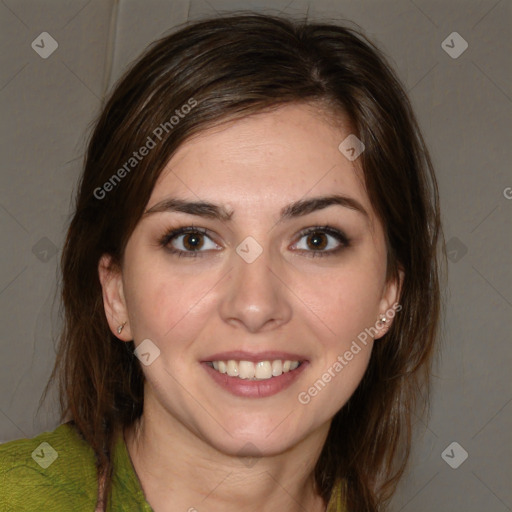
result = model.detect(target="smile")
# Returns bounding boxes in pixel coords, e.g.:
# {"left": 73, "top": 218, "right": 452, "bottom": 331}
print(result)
{"left": 205, "top": 359, "right": 302, "bottom": 380}
{"left": 202, "top": 359, "right": 308, "bottom": 398}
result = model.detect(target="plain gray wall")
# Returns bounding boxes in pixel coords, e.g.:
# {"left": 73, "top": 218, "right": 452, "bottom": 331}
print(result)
{"left": 1, "top": 1, "right": 510, "bottom": 510}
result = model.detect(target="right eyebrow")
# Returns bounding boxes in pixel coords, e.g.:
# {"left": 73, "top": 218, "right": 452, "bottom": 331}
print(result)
{"left": 144, "top": 198, "right": 234, "bottom": 221}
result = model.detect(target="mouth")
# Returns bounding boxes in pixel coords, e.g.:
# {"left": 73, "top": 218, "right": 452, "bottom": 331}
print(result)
{"left": 202, "top": 356, "right": 309, "bottom": 398}
{"left": 204, "top": 359, "right": 304, "bottom": 381}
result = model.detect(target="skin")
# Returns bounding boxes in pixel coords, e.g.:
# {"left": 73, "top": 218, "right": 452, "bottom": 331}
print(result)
{"left": 99, "top": 103, "right": 402, "bottom": 512}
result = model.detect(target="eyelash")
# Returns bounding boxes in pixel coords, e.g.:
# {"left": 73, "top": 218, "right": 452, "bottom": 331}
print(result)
{"left": 158, "top": 225, "right": 350, "bottom": 259}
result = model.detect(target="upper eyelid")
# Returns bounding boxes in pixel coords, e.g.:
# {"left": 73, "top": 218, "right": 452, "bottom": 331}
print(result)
{"left": 161, "top": 226, "right": 214, "bottom": 244}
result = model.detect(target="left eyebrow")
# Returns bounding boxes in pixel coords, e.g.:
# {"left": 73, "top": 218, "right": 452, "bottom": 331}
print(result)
{"left": 278, "top": 194, "right": 368, "bottom": 223}
{"left": 143, "top": 194, "right": 369, "bottom": 222}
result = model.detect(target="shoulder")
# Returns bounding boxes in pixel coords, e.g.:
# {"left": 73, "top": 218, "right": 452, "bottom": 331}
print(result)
{"left": 0, "top": 422, "right": 98, "bottom": 511}
{"left": 326, "top": 478, "right": 349, "bottom": 512}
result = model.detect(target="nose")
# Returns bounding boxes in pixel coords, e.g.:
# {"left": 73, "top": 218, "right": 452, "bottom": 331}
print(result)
{"left": 219, "top": 244, "right": 293, "bottom": 333}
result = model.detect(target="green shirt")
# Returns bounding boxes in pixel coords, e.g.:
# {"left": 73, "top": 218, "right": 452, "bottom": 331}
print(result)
{"left": 0, "top": 422, "right": 346, "bottom": 511}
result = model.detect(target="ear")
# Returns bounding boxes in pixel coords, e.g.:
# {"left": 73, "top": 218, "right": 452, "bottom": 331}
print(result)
{"left": 98, "top": 254, "right": 132, "bottom": 341}
{"left": 374, "top": 267, "right": 404, "bottom": 340}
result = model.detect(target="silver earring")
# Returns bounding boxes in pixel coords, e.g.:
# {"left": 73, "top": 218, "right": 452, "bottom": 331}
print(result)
{"left": 117, "top": 321, "right": 127, "bottom": 334}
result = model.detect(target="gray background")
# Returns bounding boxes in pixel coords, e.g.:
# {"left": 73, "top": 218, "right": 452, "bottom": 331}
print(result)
{"left": 1, "top": 0, "right": 510, "bottom": 510}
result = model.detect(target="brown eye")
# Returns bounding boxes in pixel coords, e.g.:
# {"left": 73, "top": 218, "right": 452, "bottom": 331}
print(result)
{"left": 159, "top": 226, "right": 221, "bottom": 258}
{"left": 305, "top": 232, "right": 328, "bottom": 250}
{"left": 182, "top": 232, "right": 205, "bottom": 251}
{"left": 292, "top": 226, "right": 350, "bottom": 257}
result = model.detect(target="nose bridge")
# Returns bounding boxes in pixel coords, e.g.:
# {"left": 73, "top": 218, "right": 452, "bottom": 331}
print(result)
{"left": 219, "top": 238, "right": 292, "bottom": 332}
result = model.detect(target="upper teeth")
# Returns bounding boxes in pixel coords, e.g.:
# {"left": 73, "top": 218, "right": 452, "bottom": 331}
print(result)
{"left": 210, "top": 360, "right": 300, "bottom": 380}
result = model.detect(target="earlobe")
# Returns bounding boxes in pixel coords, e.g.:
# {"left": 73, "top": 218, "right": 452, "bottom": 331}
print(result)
{"left": 98, "top": 254, "right": 132, "bottom": 341}
{"left": 375, "top": 268, "right": 404, "bottom": 339}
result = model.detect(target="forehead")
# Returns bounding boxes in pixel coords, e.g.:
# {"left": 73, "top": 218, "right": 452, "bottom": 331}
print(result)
{"left": 149, "top": 103, "right": 372, "bottom": 220}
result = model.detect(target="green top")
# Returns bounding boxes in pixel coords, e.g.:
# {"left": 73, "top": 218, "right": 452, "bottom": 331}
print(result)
{"left": 0, "top": 422, "right": 346, "bottom": 511}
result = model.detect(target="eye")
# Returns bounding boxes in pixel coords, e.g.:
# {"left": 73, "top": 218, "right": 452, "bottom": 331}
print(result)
{"left": 159, "top": 226, "right": 221, "bottom": 257}
{"left": 159, "top": 225, "right": 349, "bottom": 259}
{"left": 291, "top": 226, "right": 350, "bottom": 257}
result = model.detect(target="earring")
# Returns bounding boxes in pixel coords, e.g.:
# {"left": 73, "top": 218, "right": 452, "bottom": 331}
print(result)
{"left": 379, "top": 316, "right": 387, "bottom": 324}
{"left": 117, "top": 321, "right": 127, "bottom": 334}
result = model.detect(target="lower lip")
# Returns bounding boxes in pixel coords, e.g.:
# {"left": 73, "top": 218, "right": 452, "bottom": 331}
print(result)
{"left": 202, "top": 362, "right": 309, "bottom": 398}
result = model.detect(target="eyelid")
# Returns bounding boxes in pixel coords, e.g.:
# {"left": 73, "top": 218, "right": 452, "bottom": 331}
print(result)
{"left": 295, "top": 225, "right": 349, "bottom": 243}
{"left": 159, "top": 225, "right": 212, "bottom": 246}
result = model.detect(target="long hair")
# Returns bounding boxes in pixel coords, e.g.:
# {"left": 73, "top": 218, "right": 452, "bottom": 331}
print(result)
{"left": 41, "top": 13, "right": 444, "bottom": 511}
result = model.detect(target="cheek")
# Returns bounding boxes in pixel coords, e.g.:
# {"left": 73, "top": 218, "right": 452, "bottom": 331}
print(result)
{"left": 123, "top": 255, "right": 223, "bottom": 343}
{"left": 295, "top": 258, "right": 385, "bottom": 344}
{"left": 296, "top": 268, "right": 379, "bottom": 413}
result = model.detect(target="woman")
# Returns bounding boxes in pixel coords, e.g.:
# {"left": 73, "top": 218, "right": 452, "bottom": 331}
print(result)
{"left": 0, "top": 13, "right": 444, "bottom": 512}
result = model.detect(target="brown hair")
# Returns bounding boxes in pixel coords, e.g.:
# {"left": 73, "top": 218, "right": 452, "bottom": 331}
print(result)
{"left": 41, "top": 12, "right": 444, "bottom": 511}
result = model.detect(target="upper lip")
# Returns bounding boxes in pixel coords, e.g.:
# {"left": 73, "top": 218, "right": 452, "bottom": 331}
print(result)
{"left": 202, "top": 350, "right": 308, "bottom": 363}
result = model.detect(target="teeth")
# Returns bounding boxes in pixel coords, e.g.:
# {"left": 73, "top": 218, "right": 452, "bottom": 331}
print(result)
{"left": 239, "top": 361, "right": 255, "bottom": 379}
{"left": 226, "top": 360, "right": 239, "bottom": 377}
{"left": 271, "top": 360, "right": 282, "bottom": 376}
{"left": 208, "top": 359, "right": 302, "bottom": 380}
{"left": 255, "top": 361, "right": 272, "bottom": 379}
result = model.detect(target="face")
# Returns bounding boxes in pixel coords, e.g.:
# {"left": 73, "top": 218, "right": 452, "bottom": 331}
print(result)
{"left": 99, "top": 103, "right": 401, "bottom": 457}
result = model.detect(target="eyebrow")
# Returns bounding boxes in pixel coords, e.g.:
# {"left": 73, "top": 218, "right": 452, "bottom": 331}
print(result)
{"left": 144, "top": 194, "right": 369, "bottom": 222}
